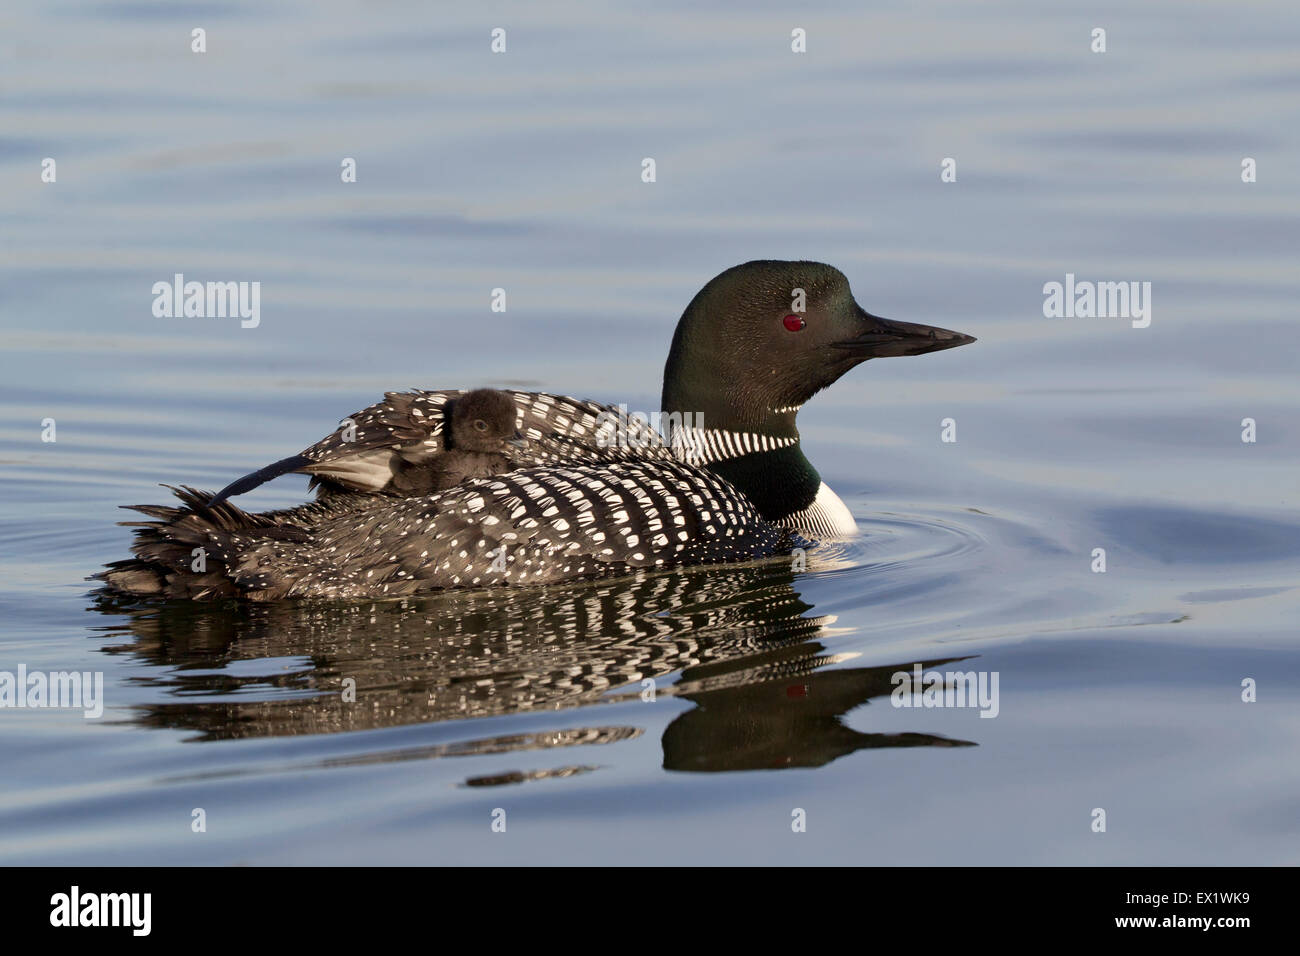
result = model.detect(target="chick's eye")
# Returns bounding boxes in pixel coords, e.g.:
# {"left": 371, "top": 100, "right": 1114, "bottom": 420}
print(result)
{"left": 473, "top": 420, "right": 489, "bottom": 432}
{"left": 783, "top": 314, "right": 806, "bottom": 332}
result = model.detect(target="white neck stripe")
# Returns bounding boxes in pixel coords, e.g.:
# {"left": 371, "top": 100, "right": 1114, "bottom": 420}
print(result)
{"left": 670, "top": 426, "right": 798, "bottom": 463}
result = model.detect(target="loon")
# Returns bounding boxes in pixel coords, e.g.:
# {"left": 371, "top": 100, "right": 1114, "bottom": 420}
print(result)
{"left": 422, "top": 388, "right": 526, "bottom": 490}
{"left": 99, "top": 261, "right": 974, "bottom": 600}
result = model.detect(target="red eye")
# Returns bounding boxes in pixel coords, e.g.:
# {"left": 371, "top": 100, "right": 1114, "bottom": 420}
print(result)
{"left": 783, "top": 314, "right": 806, "bottom": 332}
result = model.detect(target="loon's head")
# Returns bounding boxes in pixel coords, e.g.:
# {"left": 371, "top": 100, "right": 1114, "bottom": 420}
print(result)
{"left": 450, "top": 389, "right": 524, "bottom": 452}
{"left": 661, "top": 260, "right": 975, "bottom": 429}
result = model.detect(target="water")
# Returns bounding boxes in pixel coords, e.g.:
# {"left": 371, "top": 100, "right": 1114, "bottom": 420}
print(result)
{"left": 2, "top": 0, "right": 1298, "bottom": 864}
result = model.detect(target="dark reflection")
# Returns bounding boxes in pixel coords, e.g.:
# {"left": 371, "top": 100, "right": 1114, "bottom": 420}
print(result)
{"left": 89, "top": 562, "right": 976, "bottom": 781}
{"left": 664, "top": 649, "right": 975, "bottom": 772}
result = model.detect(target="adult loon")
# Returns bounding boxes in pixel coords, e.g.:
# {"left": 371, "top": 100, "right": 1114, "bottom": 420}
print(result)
{"left": 99, "top": 261, "right": 974, "bottom": 600}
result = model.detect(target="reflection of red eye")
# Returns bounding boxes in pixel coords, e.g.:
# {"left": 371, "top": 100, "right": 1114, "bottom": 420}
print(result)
{"left": 783, "top": 314, "right": 806, "bottom": 332}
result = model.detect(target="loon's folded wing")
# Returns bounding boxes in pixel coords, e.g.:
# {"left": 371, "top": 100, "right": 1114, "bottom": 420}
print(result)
{"left": 107, "top": 460, "right": 800, "bottom": 600}
{"left": 209, "top": 389, "right": 667, "bottom": 505}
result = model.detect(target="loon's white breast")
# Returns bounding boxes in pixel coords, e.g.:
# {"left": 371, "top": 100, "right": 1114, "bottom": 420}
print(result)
{"left": 784, "top": 482, "right": 858, "bottom": 538}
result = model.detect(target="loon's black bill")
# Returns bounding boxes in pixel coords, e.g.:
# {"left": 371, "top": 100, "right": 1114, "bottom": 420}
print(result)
{"left": 834, "top": 315, "right": 976, "bottom": 358}
{"left": 506, "top": 432, "right": 527, "bottom": 450}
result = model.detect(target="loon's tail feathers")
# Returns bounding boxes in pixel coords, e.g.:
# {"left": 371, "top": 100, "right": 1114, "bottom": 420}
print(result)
{"left": 97, "top": 485, "right": 312, "bottom": 601}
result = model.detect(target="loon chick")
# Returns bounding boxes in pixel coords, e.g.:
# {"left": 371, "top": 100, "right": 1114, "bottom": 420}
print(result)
{"left": 205, "top": 390, "right": 667, "bottom": 506}
{"left": 208, "top": 388, "right": 524, "bottom": 506}
{"left": 426, "top": 388, "right": 526, "bottom": 490}
{"left": 101, "top": 260, "right": 974, "bottom": 600}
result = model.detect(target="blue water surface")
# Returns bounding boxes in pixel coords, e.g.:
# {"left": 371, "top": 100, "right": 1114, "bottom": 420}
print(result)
{"left": 1, "top": 0, "right": 1297, "bottom": 864}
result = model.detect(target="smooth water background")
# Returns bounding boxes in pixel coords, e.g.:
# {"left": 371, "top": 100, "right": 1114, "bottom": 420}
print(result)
{"left": 2, "top": 0, "right": 1297, "bottom": 864}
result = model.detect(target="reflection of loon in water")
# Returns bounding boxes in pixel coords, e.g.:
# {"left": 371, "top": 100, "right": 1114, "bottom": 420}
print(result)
{"left": 92, "top": 561, "right": 975, "bottom": 780}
